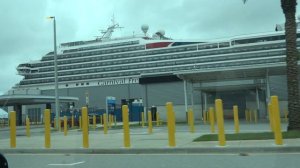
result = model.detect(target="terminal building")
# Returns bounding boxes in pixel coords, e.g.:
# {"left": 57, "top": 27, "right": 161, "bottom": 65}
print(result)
{"left": 1, "top": 21, "right": 299, "bottom": 124}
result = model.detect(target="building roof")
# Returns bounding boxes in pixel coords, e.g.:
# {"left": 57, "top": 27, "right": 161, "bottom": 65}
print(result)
{"left": 0, "top": 94, "right": 79, "bottom": 106}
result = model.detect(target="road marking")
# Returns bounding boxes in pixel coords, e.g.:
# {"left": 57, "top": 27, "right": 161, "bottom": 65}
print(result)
{"left": 48, "top": 161, "right": 85, "bottom": 166}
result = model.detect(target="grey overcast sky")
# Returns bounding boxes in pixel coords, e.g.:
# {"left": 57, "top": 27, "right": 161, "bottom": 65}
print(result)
{"left": 0, "top": 0, "right": 298, "bottom": 94}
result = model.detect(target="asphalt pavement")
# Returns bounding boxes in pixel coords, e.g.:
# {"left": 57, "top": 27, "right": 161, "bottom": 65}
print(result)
{"left": 4, "top": 153, "right": 299, "bottom": 168}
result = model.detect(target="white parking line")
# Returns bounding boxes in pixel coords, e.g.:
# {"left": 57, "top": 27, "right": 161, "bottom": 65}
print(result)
{"left": 48, "top": 161, "right": 85, "bottom": 166}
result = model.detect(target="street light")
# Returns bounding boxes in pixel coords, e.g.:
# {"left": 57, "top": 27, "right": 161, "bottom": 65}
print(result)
{"left": 47, "top": 16, "right": 60, "bottom": 131}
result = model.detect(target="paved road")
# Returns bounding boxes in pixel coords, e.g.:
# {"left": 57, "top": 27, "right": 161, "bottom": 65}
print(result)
{"left": 4, "top": 153, "right": 299, "bottom": 168}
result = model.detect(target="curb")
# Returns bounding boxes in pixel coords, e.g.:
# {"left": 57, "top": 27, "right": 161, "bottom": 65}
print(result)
{"left": 1, "top": 146, "right": 300, "bottom": 154}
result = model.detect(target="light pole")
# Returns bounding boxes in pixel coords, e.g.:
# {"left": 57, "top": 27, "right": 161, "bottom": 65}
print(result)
{"left": 48, "top": 16, "right": 60, "bottom": 131}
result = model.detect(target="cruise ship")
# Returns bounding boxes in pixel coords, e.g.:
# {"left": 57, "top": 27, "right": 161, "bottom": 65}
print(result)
{"left": 5, "top": 20, "right": 300, "bottom": 122}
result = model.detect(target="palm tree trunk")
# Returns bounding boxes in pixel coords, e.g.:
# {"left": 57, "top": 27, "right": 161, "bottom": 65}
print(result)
{"left": 281, "top": 0, "right": 300, "bottom": 131}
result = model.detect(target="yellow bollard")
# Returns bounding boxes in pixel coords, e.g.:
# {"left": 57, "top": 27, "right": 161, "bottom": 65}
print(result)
{"left": 141, "top": 112, "right": 145, "bottom": 127}
{"left": 100, "top": 115, "right": 103, "bottom": 125}
{"left": 93, "top": 115, "right": 96, "bottom": 130}
{"left": 233, "top": 105, "right": 240, "bottom": 134}
{"left": 203, "top": 111, "right": 207, "bottom": 124}
{"left": 26, "top": 117, "right": 30, "bottom": 137}
{"left": 10, "top": 111, "right": 16, "bottom": 148}
{"left": 284, "top": 109, "right": 288, "bottom": 123}
{"left": 271, "top": 96, "right": 283, "bottom": 145}
{"left": 79, "top": 116, "right": 82, "bottom": 130}
{"left": 215, "top": 99, "right": 226, "bottom": 146}
{"left": 268, "top": 104, "right": 274, "bottom": 132}
{"left": 64, "top": 116, "right": 67, "bottom": 136}
{"left": 188, "top": 108, "right": 195, "bottom": 133}
{"left": 71, "top": 115, "right": 74, "bottom": 128}
{"left": 44, "top": 109, "right": 51, "bottom": 148}
{"left": 82, "top": 107, "right": 89, "bottom": 148}
{"left": 187, "top": 110, "right": 190, "bottom": 127}
{"left": 209, "top": 107, "right": 215, "bottom": 133}
{"left": 156, "top": 112, "right": 160, "bottom": 126}
{"left": 103, "top": 113, "right": 108, "bottom": 134}
{"left": 122, "top": 105, "right": 131, "bottom": 148}
{"left": 254, "top": 110, "right": 258, "bottom": 123}
{"left": 111, "top": 115, "right": 114, "bottom": 127}
{"left": 187, "top": 111, "right": 190, "bottom": 127}
{"left": 166, "top": 102, "right": 176, "bottom": 147}
{"left": 148, "top": 111, "right": 153, "bottom": 134}
{"left": 191, "top": 110, "right": 195, "bottom": 133}
{"left": 158, "top": 113, "right": 161, "bottom": 126}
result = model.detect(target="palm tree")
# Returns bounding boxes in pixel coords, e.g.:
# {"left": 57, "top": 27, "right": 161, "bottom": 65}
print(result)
{"left": 243, "top": 0, "right": 300, "bottom": 130}
{"left": 281, "top": 0, "right": 300, "bottom": 131}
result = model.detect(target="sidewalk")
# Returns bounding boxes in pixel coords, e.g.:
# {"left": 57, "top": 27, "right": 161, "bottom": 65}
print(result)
{"left": 0, "top": 124, "right": 45, "bottom": 131}
{"left": 0, "top": 122, "right": 299, "bottom": 154}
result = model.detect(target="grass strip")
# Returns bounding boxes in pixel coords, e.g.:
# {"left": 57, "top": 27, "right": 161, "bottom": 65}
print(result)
{"left": 193, "top": 131, "right": 300, "bottom": 142}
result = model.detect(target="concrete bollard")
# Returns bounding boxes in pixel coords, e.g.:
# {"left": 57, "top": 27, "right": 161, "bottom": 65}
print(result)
{"left": 44, "top": 109, "right": 51, "bottom": 148}
{"left": 103, "top": 113, "right": 108, "bottom": 134}
{"left": 93, "top": 115, "right": 96, "bottom": 130}
{"left": 188, "top": 108, "right": 195, "bottom": 133}
{"left": 209, "top": 107, "right": 215, "bottom": 133}
{"left": 26, "top": 117, "right": 30, "bottom": 137}
{"left": 215, "top": 99, "right": 226, "bottom": 146}
{"left": 122, "top": 105, "right": 131, "bottom": 148}
{"left": 64, "top": 116, "right": 67, "bottom": 136}
{"left": 148, "top": 111, "right": 153, "bottom": 134}
{"left": 166, "top": 102, "right": 176, "bottom": 147}
{"left": 10, "top": 111, "right": 16, "bottom": 148}
{"left": 82, "top": 107, "right": 89, "bottom": 148}
{"left": 271, "top": 96, "right": 283, "bottom": 145}
{"left": 233, "top": 105, "right": 239, "bottom": 134}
